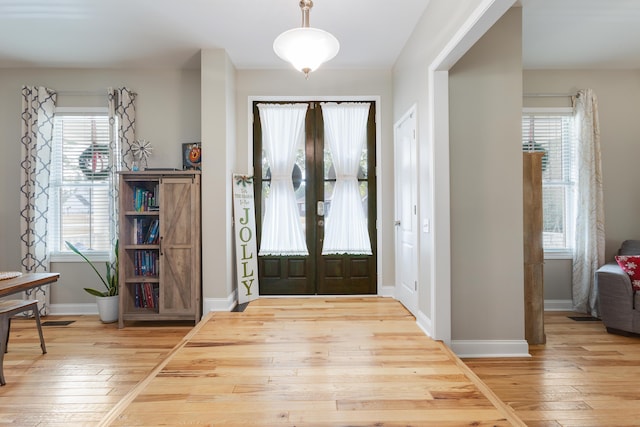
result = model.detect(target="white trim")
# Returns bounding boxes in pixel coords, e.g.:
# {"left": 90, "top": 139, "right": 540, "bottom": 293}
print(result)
{"left": 49, "top": 303, "right": 97, "bottom": 315}
{"left": 50, "top": 251, "right": 110, "bottom": 263}
{"left": 450, "top": 340, "right": 531, "bottom": 358}
{"left": 430, "top": 70, "right": 451, "bottom": 344}
{"left": 428, "top": 0, "right": 515, "bottom": 346}
{"left": 378, "top": 285, "right": 395, "bottom": 298}
{"left": 416, "top": 309, "right": 433, "bottom": 338}
{"left": 203, "top": 290, "right": 237, "bottom": 312}
{"left": 544, "top": 250, "right": 573, "bottom": 260}
{"left": 544, "top": 299, "right": 573, "bottom": 311}
{"left": 247, "top": 95, "right": 384, "bottom": 295}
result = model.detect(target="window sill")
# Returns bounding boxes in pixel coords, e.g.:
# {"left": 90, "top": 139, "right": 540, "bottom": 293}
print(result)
{"left": 50, "top": 252, "right": 110, "bottom": 263}
{"left": 544, "top": 250, "right": 573, "bottom": 260}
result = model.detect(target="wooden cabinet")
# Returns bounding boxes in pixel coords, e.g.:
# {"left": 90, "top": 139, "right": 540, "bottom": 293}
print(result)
{"left": 118, "top": 171, "right": 201, "bottom": 328}
{"left": 523, "top": 152, "right": 545, "bottom": 345}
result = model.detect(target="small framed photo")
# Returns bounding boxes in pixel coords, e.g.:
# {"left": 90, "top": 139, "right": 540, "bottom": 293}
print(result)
{"left": 182, "top": 142, "right": 201, "bottom": 170}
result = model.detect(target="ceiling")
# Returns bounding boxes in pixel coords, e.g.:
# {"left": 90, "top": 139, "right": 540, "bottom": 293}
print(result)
{"left": 0, "top": 0, "right": 638, "bottom": 70}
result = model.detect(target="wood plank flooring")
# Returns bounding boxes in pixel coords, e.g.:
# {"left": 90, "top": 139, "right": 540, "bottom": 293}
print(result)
{"left": 103, "top": 298, "right": 521, "bottom": 426}
{"left": 0, "top": 316, "right": 191, "bottom": 426}
{"left": 2, "top": 301, "right": 638, "bottom": 426}
{"left": 465, "top": 311, "right": 640, "bottom": 426}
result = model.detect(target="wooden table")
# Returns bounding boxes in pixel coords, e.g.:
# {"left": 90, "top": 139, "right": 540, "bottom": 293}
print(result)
{"left": 0, "top": 273, "right": 59, "bottom": 385}
{"left": 0, "top": 273, "right": 60, "bottom": 298}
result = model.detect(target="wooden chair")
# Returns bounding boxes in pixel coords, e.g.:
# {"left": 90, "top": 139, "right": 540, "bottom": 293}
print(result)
{"left": 0, "top": 299, "right": 46, "bottom": 385}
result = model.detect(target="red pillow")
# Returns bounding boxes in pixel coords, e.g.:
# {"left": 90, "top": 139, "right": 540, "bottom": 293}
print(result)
{"left": 615, "top": 255, "right": 640, "bottom": 291}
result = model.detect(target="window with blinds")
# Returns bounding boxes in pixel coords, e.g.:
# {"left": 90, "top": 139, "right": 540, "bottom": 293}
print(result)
{"left": 50, "top": 110, "right": 111, "bottom": 254}
{"left": 522, "top": 109, "right": 576, "bottom": 254}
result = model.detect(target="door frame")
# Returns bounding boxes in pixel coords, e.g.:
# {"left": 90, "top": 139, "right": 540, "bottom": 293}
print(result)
{"left": 394, "top": 104, "right": 418, "bottom": 316}
{"left": 247, "top": 95, "right": 383, "bottom": 295}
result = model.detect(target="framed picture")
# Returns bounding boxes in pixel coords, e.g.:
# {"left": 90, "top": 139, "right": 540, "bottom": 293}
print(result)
{"left": 182, "top": 142, "right": 201, "bottom": 170}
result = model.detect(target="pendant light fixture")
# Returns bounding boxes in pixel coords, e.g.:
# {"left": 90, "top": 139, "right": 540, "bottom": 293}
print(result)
{"left": 273, "top": 0, "right": 340, "bottom": 79}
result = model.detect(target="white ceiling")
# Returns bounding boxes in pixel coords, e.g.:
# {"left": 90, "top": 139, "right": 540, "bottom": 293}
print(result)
{"left": 522, "top": 0, "right": 640, "bottom": 69}
{"left": 0, "top": 0, "right": 638, "bottom": 70}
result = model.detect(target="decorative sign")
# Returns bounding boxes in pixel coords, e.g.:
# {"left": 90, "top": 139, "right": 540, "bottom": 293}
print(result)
{"left": 232, "top": 174, "right": 259, "bottom": 304}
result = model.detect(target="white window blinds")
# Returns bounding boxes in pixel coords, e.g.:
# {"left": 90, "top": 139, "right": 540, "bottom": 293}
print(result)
{"left": 50, "top": 111, "right": 111, "bottom": 253}
{"left": 522, "top": 111, "right": 576, "bottom": 252}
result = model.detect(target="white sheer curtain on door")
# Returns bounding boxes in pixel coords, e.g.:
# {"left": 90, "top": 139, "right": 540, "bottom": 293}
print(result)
{"left": 257, "top": 103, "right": 309, "bottom": 256}
{"left": 572, "top": 89, "right": 605, "bottom": 317}
{"left": 321, "top": 102, "right": 372, "bottom": 255}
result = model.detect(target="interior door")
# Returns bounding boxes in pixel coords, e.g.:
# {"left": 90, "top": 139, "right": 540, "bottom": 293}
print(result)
{"left": 254, "top": 101, "right": 377, "bottom": 295}
{"left": 394, "top": 109, "right": 418, "bottom": 315}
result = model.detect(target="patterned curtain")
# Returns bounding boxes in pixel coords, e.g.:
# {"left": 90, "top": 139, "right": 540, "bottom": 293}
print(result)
{"left": 572, "top": 89, "right": 605, "bottom": 317}
{"left": 19, "top": 86, "right": 57, "bottom": 315}
{"left": 107, "top": 88, "right": 136, "bottom": 260}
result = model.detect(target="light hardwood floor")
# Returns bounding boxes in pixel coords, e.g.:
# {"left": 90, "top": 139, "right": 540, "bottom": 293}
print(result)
{"left": 104, "top": 297, "right": 520, "bottom": 426}
{"left": 0, "top": 302, "right": 638, "bottom": 426}
{"left": 466, "top": 311, "right": 640, "bottom": 426}
{"left": 0, "top": 316, "right": 191, "bottom": 426}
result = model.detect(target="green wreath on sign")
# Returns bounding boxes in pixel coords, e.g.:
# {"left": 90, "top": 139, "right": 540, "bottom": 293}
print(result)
{"left": 78, "top": 144, "right": 109, "bottom": 181}
{"left": 522, "top": 140, "right": 548, "bottom": 172}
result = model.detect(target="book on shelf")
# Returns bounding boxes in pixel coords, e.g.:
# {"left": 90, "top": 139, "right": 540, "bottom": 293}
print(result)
{"left": 134, "top": 283, "right": 159, "bottom": 309}
{"left": 134, "top": 250, "right": 159, "bottom": 276}
{"left": 133, "top": 187, "right": 158, "bottom": 212}
{"left": 132, "top": 218, "right": 160, "bottom": 245}
{"left": 145, "top": 219, "right": 160, "bottom": 244}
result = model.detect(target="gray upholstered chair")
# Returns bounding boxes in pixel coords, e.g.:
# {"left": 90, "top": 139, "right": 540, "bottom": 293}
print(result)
{"left": 596, "top": 240, "right": 640, "bottom": 336}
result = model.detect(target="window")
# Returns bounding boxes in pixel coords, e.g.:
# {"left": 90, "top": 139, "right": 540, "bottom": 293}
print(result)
{"left": 522, "top": 108, "right": 576, "bottom": 257}
{"left": 49, "top": 108, "right": 112, "bottom": 257}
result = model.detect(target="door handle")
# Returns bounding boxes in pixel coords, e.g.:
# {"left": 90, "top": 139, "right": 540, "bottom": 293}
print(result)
{"left": 317, "top": 201, "right": 325, "bottom": 217}
{"left": 395, "top": 220, "right": 401, "bottom": 226}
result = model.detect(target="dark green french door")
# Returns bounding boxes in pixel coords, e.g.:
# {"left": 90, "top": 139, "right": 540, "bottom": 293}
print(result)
{"left": 253, "top": 101, "right": 377, "bottom": 295}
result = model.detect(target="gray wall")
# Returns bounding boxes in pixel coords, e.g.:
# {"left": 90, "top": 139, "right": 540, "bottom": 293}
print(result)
{"left": 524, "top": 69, "right": 640, "bottom": 302}
{"left": 0, "top": 68, "right": 201, "bottom": 304}
{"left": 448, "top": 8, "right": 524, "bottom": 340}
{"left": 393, "top": 0, "right": 491, "bottom": 323}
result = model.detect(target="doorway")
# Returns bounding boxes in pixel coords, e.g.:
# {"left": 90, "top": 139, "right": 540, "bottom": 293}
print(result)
{"left": 253, "top": 101, "right": 377, "bottom": 295}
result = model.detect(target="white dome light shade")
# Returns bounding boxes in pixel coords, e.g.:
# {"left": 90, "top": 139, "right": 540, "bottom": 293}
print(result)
{"left": 273, "top": 27, "right": 340, "bottom": 77}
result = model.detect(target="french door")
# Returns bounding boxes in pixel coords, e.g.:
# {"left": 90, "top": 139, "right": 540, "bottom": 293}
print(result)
{"left": 253, "top": 101, "right": 377, "bottom": 295}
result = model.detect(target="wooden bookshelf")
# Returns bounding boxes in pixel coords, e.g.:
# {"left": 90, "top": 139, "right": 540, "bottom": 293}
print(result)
{"left": 118, "top": 171, "right": 201, "bottom": 328}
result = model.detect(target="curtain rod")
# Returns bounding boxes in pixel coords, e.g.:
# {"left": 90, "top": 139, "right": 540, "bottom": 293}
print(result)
{"left": 523, "top": 92, "right": 577, "bottom": 98}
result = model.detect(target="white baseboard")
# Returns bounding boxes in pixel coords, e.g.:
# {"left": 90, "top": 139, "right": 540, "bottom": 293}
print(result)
{"left": 203, "top": 290, "right": 237, "bottom": 312}
{"left": 450, "top": 339, "right": 530, "bottom": 358}
{"left": 416, "top": 309, "right": 434, "bottom": 338}
{"left": 378, "top": 285, "right": 395, "bottom": 298}
{"left": 544, "top": 299, "right": 573, "bottom": 311}
{"left": 49, "top": 303, "right": 97, "bottom": 315}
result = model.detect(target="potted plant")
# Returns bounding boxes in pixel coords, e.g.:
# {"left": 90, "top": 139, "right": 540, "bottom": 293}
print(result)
{"left": 65, "top": 240, "right": 119, "bottom": 323}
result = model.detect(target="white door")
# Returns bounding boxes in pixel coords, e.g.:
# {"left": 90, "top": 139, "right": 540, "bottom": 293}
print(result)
{"left": 394, "top": 107, "right": 418, "bottom": 316}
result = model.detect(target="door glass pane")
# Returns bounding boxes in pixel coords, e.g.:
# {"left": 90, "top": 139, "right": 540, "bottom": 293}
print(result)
{"left": 359, "top": 149, "right": 368, "bottom": 179}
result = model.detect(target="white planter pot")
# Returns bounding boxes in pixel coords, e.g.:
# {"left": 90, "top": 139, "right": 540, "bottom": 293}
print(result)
{"left": 96, "top": 295, "right": 119, "bottom": 323}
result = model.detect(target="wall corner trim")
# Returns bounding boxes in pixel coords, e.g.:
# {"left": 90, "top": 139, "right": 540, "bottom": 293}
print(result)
{"left": 450, "top": 340, "right": 531, "bottom": 358}
{"left": 203, "top": 290, "right": 237, "bottom": 313}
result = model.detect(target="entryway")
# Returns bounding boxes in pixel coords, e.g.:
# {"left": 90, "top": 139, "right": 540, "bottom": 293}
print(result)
{"left": 253, "top": 101, "right": 377, "bottom": 295}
